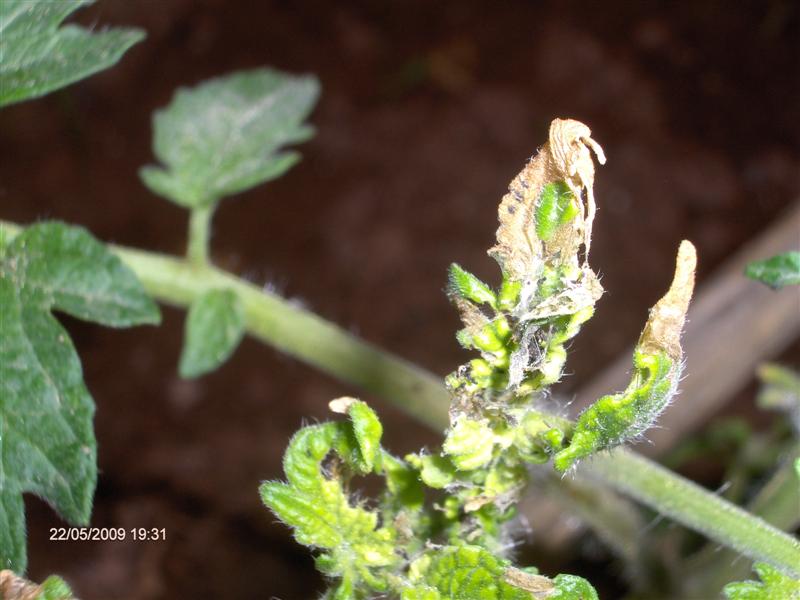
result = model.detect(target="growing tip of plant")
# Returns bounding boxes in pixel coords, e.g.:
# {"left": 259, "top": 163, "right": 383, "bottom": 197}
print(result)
{"left": 638, "top": 240, "right": 697, "bottom": 361}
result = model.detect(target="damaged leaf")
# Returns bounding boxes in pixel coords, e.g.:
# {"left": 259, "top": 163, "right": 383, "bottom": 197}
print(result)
{"left": 554, "top": 241, "right": 696, "bottom": 471}
{"left": 489, "top": 119, "right": 605, "bottom": 281}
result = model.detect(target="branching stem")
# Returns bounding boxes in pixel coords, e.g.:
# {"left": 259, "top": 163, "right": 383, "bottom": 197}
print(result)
{"left": 1, "top": 218, "right": 798, "bottom": 577}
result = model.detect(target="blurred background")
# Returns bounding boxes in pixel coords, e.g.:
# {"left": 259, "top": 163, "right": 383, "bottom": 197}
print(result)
{"left": 1, "top": 1, "right": 798, "bottom": 598}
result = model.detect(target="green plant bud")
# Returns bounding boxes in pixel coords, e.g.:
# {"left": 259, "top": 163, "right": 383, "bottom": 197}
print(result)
{"left": 455, "top": 328, "right": 474, "bottom": 349}
{"left": 448, "top": 263, "right": 497, "bottom": 306}
{"left": 497, "top": 277, "right": 522, "bottom": 311}
{"left": 444, "top": 418, "right": 496, "bottom": 471}
{"left": 513, "top": 413, "right": 553, "bottom": 463}
{"left": 539, "top": 344, "right": 567, "bottom": 385}
{"left": 470, "top": 358, "right": 493, "bottom": 378}
{"left": 443, "top": 496, "right": 461, "bottom": 520}
{"left": 484, "top": 462, "right": 527, "bottom": 497}
{"left": 536, "top": 181, "right": 579, "bottom": 242}
{"left": 419, "top": 454, "right": 457, "bottom": 489}
{"left": 552, "top": 305, "right": 595, "bottom": 345}
{"left": 472, "top": 325, "right": 506, "bottom": 353}
{"left": 489, "top": 352, "right": 511, "bottom": 371}
{"left": 536, "top": 265, "right": 564, "bottom": 299}
{"left": 492, "top": 315, "right": 512, "bottom": 341}
{"left": 544, "top": 427, "right": 565, "bottom": 450}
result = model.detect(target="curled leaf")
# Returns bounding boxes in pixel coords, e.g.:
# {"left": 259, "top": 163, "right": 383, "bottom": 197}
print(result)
{"left": 554, "top": 242, "right": 696, "bottom": 471}
{"left": 489, "top": 119, "right": 605, "bottom": 281}
{"left": 260, "top": 400, "right": 396, "bottom": 596}
{"left": 638, "top": 240, "right": 696, "bottom": 361}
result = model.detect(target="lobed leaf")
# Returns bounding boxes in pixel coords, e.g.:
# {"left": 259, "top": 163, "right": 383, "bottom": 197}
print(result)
{"left": 260, "top": 401, "right": 397, "bottom": 596}
{"left": 745, "top": 251, "right": 800, "bottom": 290}
{"left": 0, "top": 222, "right": 159, "bottom": 572}
{"left": 0, "top": 0, "right": 144, "bottom": 108}
{"left": 179, "top": 288, "right": 245, "bottom": 378}
{"left": 405, "top": 545, "right": 598, "bottom": 600}
{"left": 140, "top": 68, "right": 320, "bottom": 208}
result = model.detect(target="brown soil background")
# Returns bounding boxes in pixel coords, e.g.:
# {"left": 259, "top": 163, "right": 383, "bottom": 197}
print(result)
{"left": 1, "top": 1, "right": 798, "bottom": 598}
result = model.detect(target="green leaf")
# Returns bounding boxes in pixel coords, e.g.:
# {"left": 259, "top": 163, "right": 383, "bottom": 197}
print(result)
{"left": 443, "top": 417, "right": 496, "bottom": 471}
{"left": 745, "top": 252, "right": 800, "bottom": 290}
{"left": 551, "top": 574, "right": 600, "bottom": 600}
{"left": 406, "top": 545, "right": 598, "bottom": 600}
{"left": 448, "top": 263, "right": 496, "bottom": 306}
{"left": 0, "top": 0, "right": 144, "bottom": 108}
{"left": 419, "top": 454, "right": 457, "bottom": 489}
{"left": 0, "top": 222, "right": 159, "bottom": 572}
{"left": 535, "top": 181, "right": 578, "bottom": 242}
{"left": 407, "top": 545, "right": 534, "bottom": 599}
{"left": 723, "top": 562, "right": 800, "bottom": 599}
{"left": 36, "top": 575, "right": 75, "bottom": 600}
{"left": 140, "top": 68, "right": 320, "bottom": 208}
{"left": 260, "top": 401, "right": 397, "bottom": 595}
{"left": 179, "top": 289, "right": 245, "bottom": 378}
{"left": 380, "top": 451, "right": 424, "bottom": 510}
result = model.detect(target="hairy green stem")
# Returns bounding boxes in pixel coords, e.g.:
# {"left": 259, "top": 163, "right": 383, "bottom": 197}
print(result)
{"left": 2, "top": 218, "right": 798, "bottom": 577}
{"left": 585, "top": 449, "right": 800, "bottom": 578}
{"left": 187, "top": 204, "right": 214, "bottom": 265}
{"left": 682, "top": 442, "right": 800, "bottom": 596}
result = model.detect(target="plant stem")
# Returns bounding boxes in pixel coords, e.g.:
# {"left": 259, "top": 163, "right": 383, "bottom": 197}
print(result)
{"left": 584, "top": 449, "right": 800, "bottom": 578}
{"left": 2, "top": 218, "right": 798, "bottom": 577}
{"left": 187, "top": 204, "right": 214, "bottom": 265}
{"left": 1, "top": 219, "right": 450, "bottom": 429}
{"left": 682, "top": 442, "right": 800, "bottom": 596}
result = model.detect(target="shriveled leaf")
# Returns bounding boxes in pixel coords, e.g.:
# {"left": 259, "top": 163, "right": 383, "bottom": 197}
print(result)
{"left": 140, "top": 68, "right": 320, "bottom": 207}
{"left": 179, "top": 289, "right": 245, "bottom": 378}
{"left": 745, "top": 251, "right": 800, "bottom": 290}
{"left": 0, "top": 0, "right": 144, "bottom": 108}
{"left": 723, "top": 562, "right": 800, "bottom": 599}
{"left": 0, "top": 222, "right": 159, "bottom": 572}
